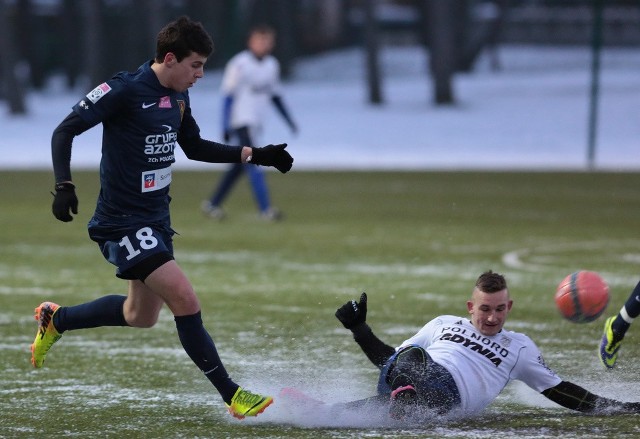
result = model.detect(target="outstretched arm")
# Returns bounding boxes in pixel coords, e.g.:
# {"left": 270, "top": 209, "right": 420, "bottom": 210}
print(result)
{"left": 180, "top": 105, "right": 293, "bottom": 173}
{"left": 335, "top": 293, "right": 396, "bottom": 368}
{"left": 542, "top": 380, "right": 640, "bottom": 413}
{"left": 271, "top": 95, "right": 297, "bottom": 134}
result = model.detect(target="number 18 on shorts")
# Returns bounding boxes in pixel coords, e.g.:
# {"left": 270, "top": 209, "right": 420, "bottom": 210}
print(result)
{"left": 98, "top": 226, "right": 174, "bottom": 279}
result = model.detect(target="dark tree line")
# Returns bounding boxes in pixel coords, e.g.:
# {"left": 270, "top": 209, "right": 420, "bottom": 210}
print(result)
{"left": 0, "top": 0, "right": 510, "bottom": 115}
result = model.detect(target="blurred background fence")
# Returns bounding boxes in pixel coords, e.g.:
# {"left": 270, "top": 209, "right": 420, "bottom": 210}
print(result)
{"left": 1, "top": 0, "right": 639, "bottom": 114}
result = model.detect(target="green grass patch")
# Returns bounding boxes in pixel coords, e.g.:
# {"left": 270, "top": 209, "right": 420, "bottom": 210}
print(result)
{"left": 2, "top": 170, "right": 640, "bottom": 438}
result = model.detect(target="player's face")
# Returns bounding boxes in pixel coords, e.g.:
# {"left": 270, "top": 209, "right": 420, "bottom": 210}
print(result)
{"left": 467, "top": 288, "right": 513, "bottom": 336}
{"left": 248, "top": 32, "right": 275, "bottom": 58}
{"left": 167, "top": 52, "right": 207, "bottom": 92}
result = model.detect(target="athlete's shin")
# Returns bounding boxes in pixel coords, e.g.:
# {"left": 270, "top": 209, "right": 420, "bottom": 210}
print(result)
{"left": 174, "top": 311, "right": 238, "bottom": 403}
{"left": 611, "top": 280, "right": 640, "bottom": 337}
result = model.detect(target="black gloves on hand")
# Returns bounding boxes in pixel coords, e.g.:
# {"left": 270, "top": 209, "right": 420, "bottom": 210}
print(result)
{"left": 250, "top": 143, "right": 293, "bottom": 173}
{"left": 52, "top": 182, "right": 78, "bottom": 222}
{"left": 335, "top": 292, "right": 368, "bottom": 330}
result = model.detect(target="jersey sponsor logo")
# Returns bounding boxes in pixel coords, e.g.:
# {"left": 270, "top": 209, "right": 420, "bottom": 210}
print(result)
{"left": 79, "top": 100, "right": 89, "bottom": 110}
{"left": 141, "top": 166, "right": 172, "bottom": 193}
{"left": 159, "top": 96, "right": 172, "bottom": 108}
{"left": 142, "top": 101, "right": 157, "bottom": 109}
{"left": 440, "top": 326, "right": 509, "bottom": 367}
{"left": 144, "top": 127, "right": 176, "bottom": 163}
{"left": 86, "top": 82, "right": 112, "bottom": 104}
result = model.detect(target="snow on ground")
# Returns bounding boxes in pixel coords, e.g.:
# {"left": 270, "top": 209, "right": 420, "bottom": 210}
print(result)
{"left": 1, "top": 44, "right": 639, "bottom": 171}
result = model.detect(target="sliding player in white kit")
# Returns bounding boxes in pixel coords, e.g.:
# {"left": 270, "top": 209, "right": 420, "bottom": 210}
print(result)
{"left": 331, "top": 271, "right": 640, "bottom": 421}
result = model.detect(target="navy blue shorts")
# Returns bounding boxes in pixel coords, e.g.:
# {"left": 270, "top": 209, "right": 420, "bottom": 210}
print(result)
{"left": 90, "top": 223, "right": 175, "bottom": 280}
{"left": 377, "top": 345, "right": 461, "bottom": 413}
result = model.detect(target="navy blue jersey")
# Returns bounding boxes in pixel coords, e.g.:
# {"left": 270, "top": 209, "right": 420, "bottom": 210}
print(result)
{"left": 73, "top": 61, "right": 199, "bottom": 225}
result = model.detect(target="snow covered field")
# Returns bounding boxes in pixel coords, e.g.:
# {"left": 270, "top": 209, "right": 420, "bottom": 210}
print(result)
{"left": 2, "top": 44, "right": 639, "bottom": 171}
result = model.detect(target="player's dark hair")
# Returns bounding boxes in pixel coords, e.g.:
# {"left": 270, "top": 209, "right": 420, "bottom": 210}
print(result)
{"left": 156, "top": 16, "right": 214, "bottom": 62}
{"left": 475, "top": 270, "right": 507, "bottom": 293}
{"left": 249, "top": 23, "right": 276, "bottom": 37}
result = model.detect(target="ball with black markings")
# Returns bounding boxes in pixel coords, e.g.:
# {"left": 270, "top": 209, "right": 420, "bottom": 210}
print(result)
{"left": 555, "top": 271, "right": 609, "bottom": 323}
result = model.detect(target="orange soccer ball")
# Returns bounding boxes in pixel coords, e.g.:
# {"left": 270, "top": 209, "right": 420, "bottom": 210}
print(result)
{"left": 555, "top": 271, "right": 610, "bottom": 323}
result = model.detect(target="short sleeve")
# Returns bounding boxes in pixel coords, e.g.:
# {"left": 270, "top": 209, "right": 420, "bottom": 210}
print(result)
{"left": 512, "top": 336, "right": 562, "bottom": 392}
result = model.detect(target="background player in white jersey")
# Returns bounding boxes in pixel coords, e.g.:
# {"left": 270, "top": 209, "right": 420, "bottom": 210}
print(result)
{"left": 202, "top": 24, "right": 297, "bottom": 221}
{"left": 333, "top": 271, "right": 640, "bottom": 420}
{"left": 32, "top": 16, "right": 293, "bottom": 420}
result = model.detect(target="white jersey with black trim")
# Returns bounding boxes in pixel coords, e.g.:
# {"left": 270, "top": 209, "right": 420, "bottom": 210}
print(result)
{"left": 221, "top": 50, "right": 281, "bottom": 131}
{"left": 398, "top": 315, "right": 562, "bottom": 414}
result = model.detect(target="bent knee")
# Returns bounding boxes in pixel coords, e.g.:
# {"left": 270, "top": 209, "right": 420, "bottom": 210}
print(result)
{"left": 129, "top": 319, "right": 157, "bottom": 329}
{"left": 395, "top": 345, "right": 428, "bottom": 366}
{"left": 124, "top": 310, "right": 160, "bottom": 328}
{"left": 163, "top": 288, "right": 200, "bottom": 316}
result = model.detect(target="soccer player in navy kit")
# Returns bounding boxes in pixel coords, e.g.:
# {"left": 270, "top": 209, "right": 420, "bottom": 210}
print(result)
{"left": 31, "top": 16, "right": 291, "bottom": 419}
{"left": 202, "top": 24, "right": 297, "bottom": 221}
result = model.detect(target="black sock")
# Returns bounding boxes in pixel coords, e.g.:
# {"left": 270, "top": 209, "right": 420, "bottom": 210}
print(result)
{"left": 53, "top": 295, "right": 128, "bottom": 333}
{"left": 174, "top": 312, "right": 238, "bottom": 404}
{"left": 622, "top": 280, "right": 640, "bottom": 319}
{"left": 612, "top": 280, "right": 640, "bottom": 339}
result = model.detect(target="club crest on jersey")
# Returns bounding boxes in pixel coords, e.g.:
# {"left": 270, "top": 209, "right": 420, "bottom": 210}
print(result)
{"left": 86, "top": 82, "right": 112, "bottom": 104}
{"left": 177, "top": 100, "right": 185, "bottom": 121}
{"left": 141, "top": 166, "right": 172, "bottom": 193}
{"left": 159, "top": 96, "right": 172, "bottom": 108}
{"left": 143, "top": 172, "right": 156, "bottom": 189}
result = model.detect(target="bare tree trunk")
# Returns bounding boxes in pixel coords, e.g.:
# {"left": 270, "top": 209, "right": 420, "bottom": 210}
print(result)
{"left": 427, "top": 0, "right": 457, "bottom": 105}
{"left": 364, "top": 0, "right": 383, "bottom": 104}
{"left": 16, "top": 0, "right": 45, "bottom": 89}
{"left": 146, "top": 0, "right": 164, "bottom": 58}
{"left": 122, "top": 0, "right": 163, "bottom": 71}
{"left": 60, "top": 0, "right": 81, "bottom": 89}
{"left": 185, "top": 0, "right": 223, "bottom": 62}
{"left": 458, "top": 0, "right": 508, "bottom": 72}
{"left": 221, "top": 0, "right": 251, "bottom": 62}
{"left": 81, "top": 0, "right": 104, "bottom": 88}
{"left": 0, "top": 0, "right": 27, "bottom": 114}
{"left": 269, "top": 0, "right": 297, "bottom": 79}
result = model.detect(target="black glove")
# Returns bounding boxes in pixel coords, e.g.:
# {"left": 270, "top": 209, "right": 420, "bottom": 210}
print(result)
{"left": 51, "top": 182, "right": 78, "bottom": 222}
{"left": 249, "top": 143, "right": 293, "bottom": 174}
{"left": 335, "top": 292, "right": 367, "bottom": 329}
